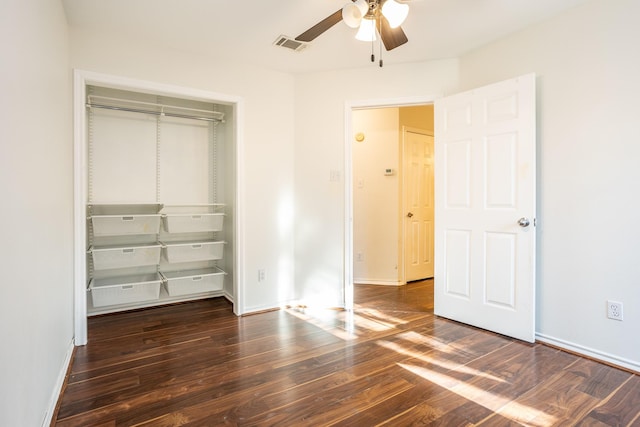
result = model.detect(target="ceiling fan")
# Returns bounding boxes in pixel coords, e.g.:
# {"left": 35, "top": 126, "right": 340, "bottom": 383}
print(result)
{"left": 295, "top": 0, "right": 410, "bottom": 64}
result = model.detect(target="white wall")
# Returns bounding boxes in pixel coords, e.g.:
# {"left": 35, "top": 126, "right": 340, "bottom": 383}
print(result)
{"left": 69, "top": 29, "right": 297, "bottom": 313}
{"left": 458, "top": 0, "right": 639, "bottom": 370}
{"left": 352, "top": 108, "right": 401, "bottom": 285}
{"left": 0, "top": 0, "right": 74, "bottom": 425}
{"left": 294, "top": 59, "right": 459, "bottom": 307}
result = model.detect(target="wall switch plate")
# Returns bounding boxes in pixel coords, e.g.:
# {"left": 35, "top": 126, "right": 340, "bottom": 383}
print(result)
{"left": 607, "top": 300, "right": 623, "bottom": 321}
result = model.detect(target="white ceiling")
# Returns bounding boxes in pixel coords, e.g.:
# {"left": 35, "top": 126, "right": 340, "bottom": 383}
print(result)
{"left": 62, "top": 0, "right": 589, "bottom": 74}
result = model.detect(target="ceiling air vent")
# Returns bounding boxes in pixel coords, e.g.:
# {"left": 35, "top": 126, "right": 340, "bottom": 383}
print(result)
{"left": 273, "top": 35, "right": 308, "bottom": 52}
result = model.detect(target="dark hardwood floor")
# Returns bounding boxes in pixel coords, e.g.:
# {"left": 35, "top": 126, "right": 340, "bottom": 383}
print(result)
{"left": 54, "top": 280, "right": 639, "bottom": 426}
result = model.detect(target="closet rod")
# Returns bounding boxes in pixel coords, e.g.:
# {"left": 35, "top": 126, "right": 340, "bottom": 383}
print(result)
{"left": 86, "top": 103, "right": 224, "bottom": 123}
{"left": 88, "top": 95, "right": 224, "bottom": 117}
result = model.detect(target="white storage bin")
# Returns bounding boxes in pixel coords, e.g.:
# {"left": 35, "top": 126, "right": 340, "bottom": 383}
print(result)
{"left": 89, "top": 243, "right": 161, "bottom": 270}
{"left": 90, "top": 214, "right": 161, "bottom": 236}
{"left": 89, "top": 273, "right": 162, "bottom": 307}
{"left": 162, "top": 213, "right": 224, "bottom": 233}
{"left": 161, "top": 267, "right": 226, "bottom": 296}
{"left": 162, "top": 241, "right": 225, "bottom": 263}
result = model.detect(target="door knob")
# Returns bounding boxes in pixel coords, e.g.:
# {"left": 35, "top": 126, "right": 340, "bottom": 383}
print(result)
{"left": 407, "top": 212, "right": 414, "bottom": 218}
{"left": 518, "top": 217, "right": 530, "bottom": 227}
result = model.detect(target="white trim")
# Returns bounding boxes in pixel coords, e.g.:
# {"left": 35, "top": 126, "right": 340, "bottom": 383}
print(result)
{"left": 343, "top": 104, "right": 354, "bottom": 310}
{"left": 223, "top": 291, "right": 234, "bottom": 305}
{"left": 73, "top": 71, "right": 88, "bottom": 345}
{"left": 349, "top": 96, "right": 436, "bottom": 110}
{"left": 233, "top": 98, "right": 246, "bottom": 315}
{"left": 42, "top": 340, "right": 74, "bottom": 426}
{"left": 536, "top": 333, "right": 640, "bottom": 373}
{"left": 73, "top": 70, "right": 246, "bottom": 341}
{"left": 354, "top": 280, "right": 403, "bottom": 286}
{"left": 243, "top": 303, "right": 282, "bottom": 314}
{"left": 344, "top": 95, "right": 439, "bottom": 311}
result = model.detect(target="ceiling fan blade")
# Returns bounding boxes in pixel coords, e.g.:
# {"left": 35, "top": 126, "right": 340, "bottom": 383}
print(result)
{"left": 295, "top": 9, "right": 343, "bottom": 42}
{"left": 379, "top": 15, "right": 408, "bottom": 51}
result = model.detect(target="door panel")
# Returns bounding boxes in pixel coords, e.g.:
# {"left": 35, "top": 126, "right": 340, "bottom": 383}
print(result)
{"left": 485, "top": 133, "right": 516, "bottom": 208}
{"left": 484, "top": 231, "right": 516, "bottom": 307}
{"left": 435, "top": 74, "right": 536, "bottom": 342}
{"left": 444, "top": 140, "right": 471, "bottom": 208}
{"left": 403, "top": 129, "right": 434, "bottom": 281}
{"left": 444, "top": 229, "right": 471, "bottom": 297}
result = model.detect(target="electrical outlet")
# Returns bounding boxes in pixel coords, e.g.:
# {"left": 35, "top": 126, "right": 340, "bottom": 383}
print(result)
{"left": 607, "top": 300, "right": 623, "bottom": 321}
{"left": 356, "top": 253, "right": 364, "bottom": 262}
{"left": 258, "top": 269, "right": 265, "bottom": 282}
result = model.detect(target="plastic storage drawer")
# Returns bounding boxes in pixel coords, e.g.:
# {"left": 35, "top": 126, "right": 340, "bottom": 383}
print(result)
{"left": 89, "top": 273, "right": 162, "bottom": 307}
{"left": 90, "top": 214, "right": 161, "bottom": 236}
{"left": 161, "top": 267, "right": 226, "bottom": 296}
{"left": 162, "top": 241, "right": 225, "bottom": 263}
{"left": 89, "top": 243, "right": 161, "bottom": 270}
{"left": 162, "top": 213, "right": 224, "bottom": 233}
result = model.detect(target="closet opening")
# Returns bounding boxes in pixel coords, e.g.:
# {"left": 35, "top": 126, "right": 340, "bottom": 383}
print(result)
{"left": 73, "top": 71, "right": 244, "bottom": 345}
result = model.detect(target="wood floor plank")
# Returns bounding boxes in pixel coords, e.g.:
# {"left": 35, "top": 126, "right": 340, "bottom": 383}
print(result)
{"left": 333, "top": 385, "right": 444, "bottom": 426}
{"left": 569, "top": 358, "right": 634, "bottom": 399}
{"left": 578, "top": 374, "right": 640, "bottom": 426}
{"left": 494, "top": 383, "right": 600, "bottom": 425}
{"left": 59, "top": 321, "right": 343, "bottom": 420}
{"left": 241, "top": 366, "right": 415, "bottom": 426}
{"left": 54, "top": 280, "right": 639, "bottom": 426}
{"left": 115, "top": 326, "right": 436, "bottom": 425}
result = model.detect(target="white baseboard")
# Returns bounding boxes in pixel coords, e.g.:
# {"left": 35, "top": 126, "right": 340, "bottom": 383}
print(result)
{"left": 354, "top": 279, "right": 403, "bottom": 286}
{"left": 42, "top": 339, "right": 75, "bottom": 426}
{"left": 223, "top": 291, "right": 234, "bottom": 304}
{"left": 536, "top": 333, "right": 639, "bottom": 373}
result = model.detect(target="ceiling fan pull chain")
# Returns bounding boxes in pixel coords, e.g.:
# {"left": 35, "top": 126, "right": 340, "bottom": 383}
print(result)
{"left": 371, "top": 37, "right": 375, "bottom": 62}
{"left": 378, "top": 18, "right": 383, "bottom": 67}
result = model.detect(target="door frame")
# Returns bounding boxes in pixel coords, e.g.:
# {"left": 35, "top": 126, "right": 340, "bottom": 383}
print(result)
{"left": 72, "top": 70, "right": 246, "bottom": 345}
{"left": 343, "top": 95, "right": 438, "bottom": 310}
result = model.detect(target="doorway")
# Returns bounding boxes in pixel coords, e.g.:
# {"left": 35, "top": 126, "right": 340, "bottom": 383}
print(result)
{"left": 349, "top": 103, "right": 434, "bottom": 309}
{"left": 402, "top": 127, "right": 434, "bottom": 282}
{"left": 346, "top": 74, "right": 536, "bottom": 342}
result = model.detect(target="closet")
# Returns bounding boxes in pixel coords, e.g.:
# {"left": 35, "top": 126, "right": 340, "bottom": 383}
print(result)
{"left": 84, "top": 85, "right": 235, "bottom": 315}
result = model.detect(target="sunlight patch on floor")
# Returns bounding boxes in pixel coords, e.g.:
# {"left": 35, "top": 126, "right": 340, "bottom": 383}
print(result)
{"left": 398, "top": 363, "right": 557, "bottom": 426}
{"left": 352, "top": 305, "right": 411, "bottom": 326}
{"left": 396, "top": 330, "right": 464, "bottom": 355}
{"left": 284, "top": 306, "right": 410, "bottom": 341}
{"left": 285, "top": 307, "right": 358, "bottom": 340}
{"left": 377, "top": 339, "right": 507, "bottom": 384}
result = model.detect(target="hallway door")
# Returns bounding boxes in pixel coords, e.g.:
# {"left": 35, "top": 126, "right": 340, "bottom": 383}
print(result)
{"left": 403, "top": 127, "right": 434, "bottom": 282}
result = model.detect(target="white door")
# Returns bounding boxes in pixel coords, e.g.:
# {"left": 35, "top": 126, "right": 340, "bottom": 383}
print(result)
{"left": 403, "top": 128, "right": 434, "bottom": 281}
{"left": 434, "top": 74, "right": 536, "bottom": 342}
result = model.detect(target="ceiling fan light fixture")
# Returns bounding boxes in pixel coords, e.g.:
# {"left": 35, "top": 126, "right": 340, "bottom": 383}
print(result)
{"left": 355, "top": 16, "right": 377, "bottom": 41}
{"left": 343, "top": 0, "right": 369, "bottom": 28}
{"left": 342, "top": 3, "right": 363, "bottom": 28}
{"left": 381, "top": 0, "right": 409, "bottom": 28}
{"left": 354, "top": 0, "right": 369, "bottom": 15}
